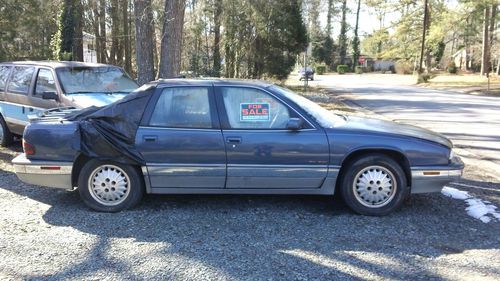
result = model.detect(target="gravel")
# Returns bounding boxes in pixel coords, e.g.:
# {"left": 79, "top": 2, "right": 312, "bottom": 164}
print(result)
{"left": 1, "top": 114, "right": 499, "bottom": 280}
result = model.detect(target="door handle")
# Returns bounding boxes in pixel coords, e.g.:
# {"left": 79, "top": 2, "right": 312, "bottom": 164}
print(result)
{"left": 143, "top": 135, "right": 158, "bottom": 142}
{"left": 226, "top": 137, "right": 242, "bottom": 144}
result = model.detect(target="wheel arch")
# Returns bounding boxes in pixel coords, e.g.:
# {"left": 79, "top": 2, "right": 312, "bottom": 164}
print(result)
{"left": 336, "top": 148, "right": 412, "bottom": 190}
{"left": 71, "top": 153, "right": 147, "bottom": 189}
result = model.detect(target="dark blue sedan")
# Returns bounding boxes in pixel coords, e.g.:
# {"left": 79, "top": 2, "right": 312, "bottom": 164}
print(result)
{"left": 12, "top": 79, "right": 463, "bottom": 215}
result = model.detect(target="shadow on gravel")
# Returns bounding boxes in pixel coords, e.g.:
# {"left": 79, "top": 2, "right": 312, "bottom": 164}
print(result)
{"left": 0, "top": 145, "right": 498, "bottom": 279}
{"left": 1, "top": 169, "right": 499, "bottom": 279}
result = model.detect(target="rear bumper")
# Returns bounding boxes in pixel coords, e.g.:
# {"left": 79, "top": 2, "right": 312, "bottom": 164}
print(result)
{"left": 410, "top": 156, "right": 464, "bottom": 194}
{"left": 12, "top": 154, "right": 73, "bottom": 189}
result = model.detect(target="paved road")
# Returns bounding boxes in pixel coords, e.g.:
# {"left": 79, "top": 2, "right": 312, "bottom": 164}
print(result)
{"left": 298, "top": 74, "right": 500, "bottom": 183}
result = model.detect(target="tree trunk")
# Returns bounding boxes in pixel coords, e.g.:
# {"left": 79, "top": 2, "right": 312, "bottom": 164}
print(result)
{"left": 122, "top": 0, "right": 132, "bottom": 73}
{"left": 489, "top": 5, "right": 497, "bottom": 73}
{"left": 352, "top": 0, "right": 361, "bottom": 70}
{"left": 109, "top": 0, "right": 120, "bottom": 64}
{"left": 419, "top": 0, "right": 429, "bottom": 73}
{"left": 212, "top": 0, "right": 222, "bottom": 77}
{"left": 72, "top": 0, "right": 84, "bottom": 61}
{"left": 159, "top": 0, "right": 186, "bottom": 78}
{"left": 98, "top": 0, "right": 107, "bottom": 63}
{"left": 92, "top": 0, "right": 101, "bottom": 63}
{"left": 338, "top": 0, "right": 347, "bottom": 65}
{"left": 134, "top": 0, "right": 155, "bottom": 85}
{"left": 481, "top": 5, "right": 490, "bottom": 76}
{"left": 326, "top": 0, "right": 333, "bottom": 36}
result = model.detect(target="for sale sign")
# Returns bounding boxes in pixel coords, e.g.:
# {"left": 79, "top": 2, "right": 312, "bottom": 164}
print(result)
{"left": 240, "top": 103, "right": 270, "bottom": 121}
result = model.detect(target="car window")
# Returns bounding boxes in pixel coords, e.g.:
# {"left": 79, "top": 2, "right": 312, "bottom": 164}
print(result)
{"left": 35, "top": 69, "right": 57, "bottom": 96}
{"left": 149, "top": 87, "right": 212, "bottom": 128}
{"left": 221, "top": 87, "right": 290, "bottom": 129}
{"left": 0, "top": 66, "right": 12, "bottom": 91}
{"left": 7, "top": 66, "right": 35, "bottom": 95}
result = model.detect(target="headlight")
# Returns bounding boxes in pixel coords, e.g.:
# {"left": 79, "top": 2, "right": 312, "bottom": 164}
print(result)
{"left": 449, "top": 149, "right": 455, "bottom": 160}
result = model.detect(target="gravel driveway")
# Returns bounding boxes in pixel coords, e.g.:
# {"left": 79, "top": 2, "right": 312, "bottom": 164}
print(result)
{"left": 1, "top": 142, "right": 499, "bottom": 280}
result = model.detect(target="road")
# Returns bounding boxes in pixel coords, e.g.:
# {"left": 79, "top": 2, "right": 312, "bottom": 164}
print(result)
{"left": 294, "top": 73, "right": 500, "bottom": 183}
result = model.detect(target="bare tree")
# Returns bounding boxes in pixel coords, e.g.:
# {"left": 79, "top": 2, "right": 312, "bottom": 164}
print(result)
{"left": 134, "top": 0, "right": 155, "bottom": 85}
{"left": 159, "top": 0, "right": 186, "bottom": 78}
{"left": 481, "top": 5, "right": 490, "bottom": 76}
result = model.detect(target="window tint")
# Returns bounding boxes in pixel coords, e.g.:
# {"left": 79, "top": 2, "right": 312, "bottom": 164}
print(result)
{"left": 149, "top": 87, "right": 212, "bottom": 128}
{"left": 35, "top": 69, "right": 57, "bottom": 96}
{"left": 0, "top": 66, "right": 12, "bottom": 91}
{"left": 221, "top": 87, "right": 290, "bottom": 129}
{"left": 7, "top": 66, "right": 35, "bottom": 94}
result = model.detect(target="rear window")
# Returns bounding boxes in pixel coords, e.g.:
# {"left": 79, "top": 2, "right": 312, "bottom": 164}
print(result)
{"left": 0, "top": 66, "right": 12, "bottom": 91}
{"left": 7, "top": 66, "right": 35, "bottom": 95}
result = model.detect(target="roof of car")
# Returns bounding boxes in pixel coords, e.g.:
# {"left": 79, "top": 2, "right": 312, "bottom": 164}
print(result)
{"left": 0, "top": 60, "right": 119, "bottom": 69}
{"left": 152, "top": 78, "right": 275, "bottom": 88}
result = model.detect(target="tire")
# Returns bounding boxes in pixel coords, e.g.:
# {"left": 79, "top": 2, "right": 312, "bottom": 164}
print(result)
{"left": 0, "top": 115, "right": 13, "bottom": 147}
{"left": 340, "top": 154, "right": 409, "bottom": 216}
{"left": 78, "top": 159, "right": 144, "bottom": 212}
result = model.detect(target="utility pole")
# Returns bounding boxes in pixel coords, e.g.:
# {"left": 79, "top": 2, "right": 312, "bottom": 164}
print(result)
{"left": 418, "top": 0, "right": 429, "bottom": 74}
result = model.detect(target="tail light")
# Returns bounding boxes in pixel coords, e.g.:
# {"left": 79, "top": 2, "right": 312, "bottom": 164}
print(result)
{"left": 22, "top": 139, "right": 36, "bottom": 155}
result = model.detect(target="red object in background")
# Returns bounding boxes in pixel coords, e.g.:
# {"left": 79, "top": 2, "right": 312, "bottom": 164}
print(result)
{"left": 358, "top": 56, "right": 365, "bottom": 64}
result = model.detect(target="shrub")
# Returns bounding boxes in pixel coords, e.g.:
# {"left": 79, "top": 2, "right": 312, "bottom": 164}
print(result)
{"left": 447, "top": 61, "right": 457, "bottom": 74}
{"left": 316, "top": 65, "right": 326, "bottom": 75}
{"left": 337, "top": 65, "right": 349, "bottom": 74}
{"left": 417, "top": 73, "right": 431, "bottom": 83}
{"left": 355, "top": 66, "right": 363, "bottom": 74}
{"left": 395, "top": 61, "right": 413, "bottom": 74}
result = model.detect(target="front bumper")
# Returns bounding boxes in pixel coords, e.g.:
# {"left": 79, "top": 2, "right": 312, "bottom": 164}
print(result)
{"left": 410, "top": 156, "right": 464, "bottom": 194}
{"left": 12, "top": 154, "right": 73, "bottom": 189}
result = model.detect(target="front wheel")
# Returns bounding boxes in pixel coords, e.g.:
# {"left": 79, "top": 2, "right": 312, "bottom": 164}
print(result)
{"left": 78, "top": 159, "right": 144, "bottom": 212}
{"left": 340, "top": 154, "right": 409, "bottom": 216}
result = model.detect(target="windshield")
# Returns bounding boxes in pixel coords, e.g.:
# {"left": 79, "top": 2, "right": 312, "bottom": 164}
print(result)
{"left": 57, "top": 67, "right": 138, "bottom": 94}
{"left": 270, "top": 85, "right": 346, "bottom": 128}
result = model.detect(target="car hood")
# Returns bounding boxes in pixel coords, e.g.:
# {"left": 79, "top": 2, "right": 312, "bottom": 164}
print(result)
{"left": 68, "top": 93, "right": 128, "bottom": 108}
{"left": 337, "top": 115, "right": 452, "bottom": 148}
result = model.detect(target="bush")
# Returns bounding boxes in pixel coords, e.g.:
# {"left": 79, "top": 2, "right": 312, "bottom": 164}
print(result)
{"left": 355, "top": 66, "right": 363, "bottom": 74}
{"left": 395, "top": 61, "right": 413, "bottom": 74}
{"left": 337, "top": 65, "right": 349, "bottom": 74}
{"left": 417, "top": 73, "right": 432, "bottom": 83}
{"left": 447, "top": 61, "right": 457, "bottom": 74}
{"left": 316, "top": 65, "right": 326, "bottom": 75}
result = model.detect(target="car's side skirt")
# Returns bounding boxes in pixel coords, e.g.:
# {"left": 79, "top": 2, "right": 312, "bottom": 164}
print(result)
{"left": 144, "top": 166, "right": 339, "bottom": 195}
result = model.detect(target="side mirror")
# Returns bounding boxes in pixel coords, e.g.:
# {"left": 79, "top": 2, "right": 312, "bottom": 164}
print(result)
{"left": 286, "top": 118, "right": 304, "bottom": 131}
{"left": 42, "top": 91, "right": 59, "bottom": 101}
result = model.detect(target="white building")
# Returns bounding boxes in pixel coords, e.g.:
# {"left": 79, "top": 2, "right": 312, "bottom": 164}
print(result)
{"left": 83, "top": 32, "right": 97, "bottom": 63}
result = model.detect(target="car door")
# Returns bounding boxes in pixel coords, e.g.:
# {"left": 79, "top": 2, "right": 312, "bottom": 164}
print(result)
{"left": 215, "top": 86, "right": 329, "bottom": 189}
{"left": 30, "top": 68, "right": 61, "bottom": 109}
{"left": 3, "top": 66, "right": 36, "bottom": 134}
{"left": 135, "top": 85, "right": 226, "bottom": 190}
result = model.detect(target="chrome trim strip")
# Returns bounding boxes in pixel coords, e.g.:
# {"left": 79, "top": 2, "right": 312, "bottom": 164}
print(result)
{"left": 146, "top": 163, "right": 225, "bottom": 167}
{"left": 222, "top": 129, "right": 317, "bottom": 132}
{"left": 411, "top": 169, "right": 463, "bottom": 178}
{"left": 228, "top": 164, "right": 328, "bottom": 168}
{"left": 4, "top": 117, "right": 29, "bottom": 126}
{"left": 145, "top": 163, "right": 331, "bottom": 168}
{"left": 139, "top": 126, "right": 220, "bottom": 132}
{"left": 0, "top": 101, "right": 46, "bottom": 111}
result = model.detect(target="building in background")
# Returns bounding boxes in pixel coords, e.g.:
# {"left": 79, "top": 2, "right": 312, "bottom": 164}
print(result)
{"left": 83, "top": 32, "right": 97, "bottom": 63}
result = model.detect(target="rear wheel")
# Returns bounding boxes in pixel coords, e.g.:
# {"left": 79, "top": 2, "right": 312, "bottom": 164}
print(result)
{"left": 340, "top": 154, "right": 409, "bottom": 216}
{"left": 0, "top": 115, "right": 13, "bottom": 147}
{"left": 78, "top": 159, "right": 144, "bottom": 212}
